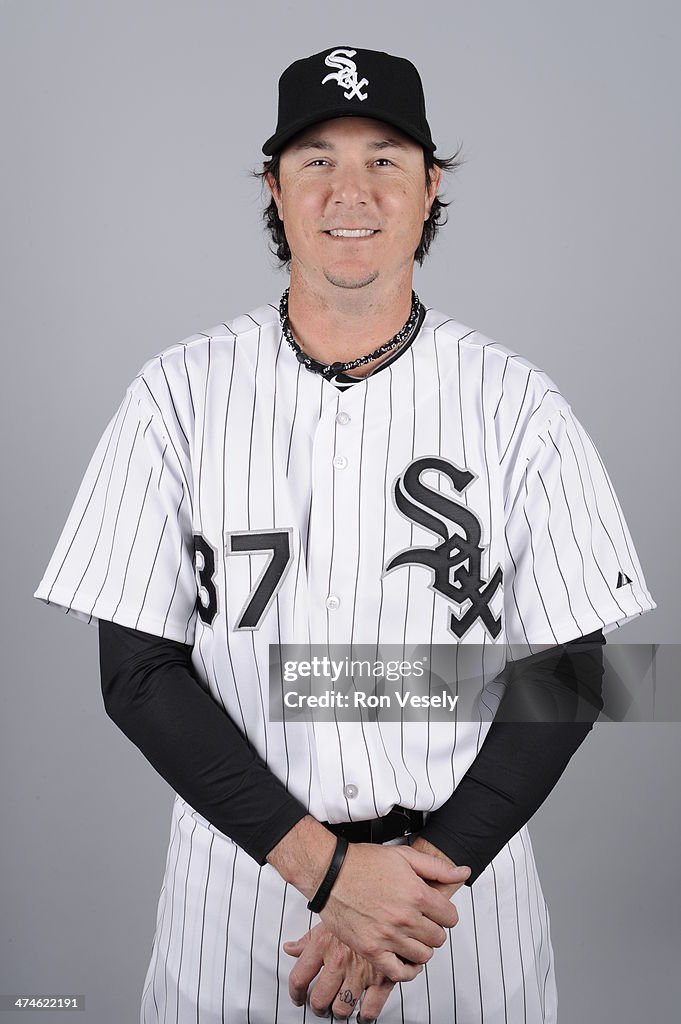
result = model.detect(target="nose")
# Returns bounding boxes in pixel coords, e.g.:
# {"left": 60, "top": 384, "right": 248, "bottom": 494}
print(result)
{"left": 329, "top": 166, "right": 369, "bottom": 207}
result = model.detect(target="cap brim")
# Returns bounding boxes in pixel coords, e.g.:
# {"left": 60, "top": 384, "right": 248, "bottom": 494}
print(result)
{"left": 262, "top": 108, "right": 436, "bottom": 156}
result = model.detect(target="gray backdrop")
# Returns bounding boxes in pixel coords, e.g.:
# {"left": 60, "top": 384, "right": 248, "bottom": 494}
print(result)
{"left": 2, "top": 0, "right": 679, "bottom": 1021}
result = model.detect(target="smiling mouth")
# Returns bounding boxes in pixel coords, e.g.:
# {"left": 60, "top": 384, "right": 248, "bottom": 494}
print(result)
{"left": 325, "top": 228, "right": 379, "bottom": 238}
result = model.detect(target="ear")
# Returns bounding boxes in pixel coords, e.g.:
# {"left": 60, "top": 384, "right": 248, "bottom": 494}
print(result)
{"left": 424, "top": 164, "right": 443, "bottom": 220}
{"left": 265, "top": 171, "right": 284, "bottom": 221}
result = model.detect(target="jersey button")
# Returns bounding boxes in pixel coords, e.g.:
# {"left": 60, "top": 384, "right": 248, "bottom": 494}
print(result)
{"left": 335, "top": 411, "right": 351, "bottom": 426}
{"left": 333, "top": 455, "right": 348, "bottom": 470}
{"left": 344, "top": 784, "right": 359, "bottom": 800}
{"left": 325, "top": 595, "right": 340, "bottom": 610}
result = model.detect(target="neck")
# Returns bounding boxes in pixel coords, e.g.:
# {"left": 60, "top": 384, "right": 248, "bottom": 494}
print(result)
{"left": 285, "top": 268, "right": 415, "bottom": 376}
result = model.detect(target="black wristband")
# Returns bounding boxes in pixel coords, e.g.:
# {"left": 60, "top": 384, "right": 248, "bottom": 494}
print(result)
{"left": 306, "top": 836, "right": 349, "bottom": 913}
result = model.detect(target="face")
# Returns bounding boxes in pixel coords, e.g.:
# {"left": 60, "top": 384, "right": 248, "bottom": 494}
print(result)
{"left": 266, "top": 117, "right": 441, "bottom": 292}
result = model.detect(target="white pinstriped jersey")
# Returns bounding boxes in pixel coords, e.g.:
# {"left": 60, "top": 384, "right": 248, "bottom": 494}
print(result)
{"left": 34, "top": 301, "right": 655, "bottom": 1023}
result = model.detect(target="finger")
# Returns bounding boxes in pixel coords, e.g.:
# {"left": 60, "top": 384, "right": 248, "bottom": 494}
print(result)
{"left": 427, "top": 878, "right": 468, "bottom": 900}
{"left": 283, "top": 938, "right": 304, "bottom": 956}
{"left": 388, "top": 935, "right": 438, "bottom": 967}
{"left": 397, "top": 847, "right": 471, "bottom": 885}
{"left": 307, "top": 958, "right": 347, "bottom": 1017}
{"left": 417, "top": 887, "right": 464, "bottom": 930}
{"left": 330, "top": 974, "right": 364, "bottom": 1021}
{"left": 357, "top": 975, "right": 399, "bottom": 1023}
{"left": 283, "top": 926, "right": 314, "bottom": 957}
{"left": 326, "top": 954, "right": 380, "bottom": 1022}
{"left": 288, "top": 943, "right": 327, "bottom": 1007}
{"left": 393, "top": 956, "right": 424, "bottom": 982}
{"left": 373, "top": 950, "right": 426, "bottom": 984}
{"left": 411, "top": 904, "right": 460, "bottom": 947}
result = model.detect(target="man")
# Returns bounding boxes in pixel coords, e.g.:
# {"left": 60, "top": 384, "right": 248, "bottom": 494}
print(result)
{"left": 35, "top": 46, "right": 655, "bottom": 1023}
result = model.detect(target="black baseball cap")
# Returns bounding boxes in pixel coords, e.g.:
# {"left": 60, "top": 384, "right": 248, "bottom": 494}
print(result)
{"left": 262, "top": 45, "right": 436, "bottom": 156}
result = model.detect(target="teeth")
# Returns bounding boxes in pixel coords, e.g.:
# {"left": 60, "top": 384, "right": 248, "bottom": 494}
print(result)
{"left": 328, "top": 228, "right": 377, "bottom": 237}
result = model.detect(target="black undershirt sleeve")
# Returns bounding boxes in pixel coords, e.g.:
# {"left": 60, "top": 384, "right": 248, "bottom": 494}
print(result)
{"left": 97, "top": 620, "right": 309, "bottom": 866}
{"left": 417, "top": 629, "right": 606, "bottom": 883}
{"left": 97, "top": 619, "right": 605, "bottom": 880}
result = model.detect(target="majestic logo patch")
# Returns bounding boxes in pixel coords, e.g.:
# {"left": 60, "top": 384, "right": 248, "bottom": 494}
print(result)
{"left": 384, "top": 457, "right": 503, "bottom": 640}
{"left": 321, "top": 48, "right": 369, "bottom": 101}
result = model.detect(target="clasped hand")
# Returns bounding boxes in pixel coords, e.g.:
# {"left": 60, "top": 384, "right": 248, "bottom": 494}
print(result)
{"left": 284, "top": 840, "right": 470, "bottom": 1020}
{"left": 284, "top": 922, "right": 401, "bottom": 1021}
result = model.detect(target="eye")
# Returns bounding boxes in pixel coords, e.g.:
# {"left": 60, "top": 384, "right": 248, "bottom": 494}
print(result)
{"left": 373, "top": 158, "right": 394, "bottom": 167}
{"left": 307, "top": 159, "right": 331, "bottom": 167}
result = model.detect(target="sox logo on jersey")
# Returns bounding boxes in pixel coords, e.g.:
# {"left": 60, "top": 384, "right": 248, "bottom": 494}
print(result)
{"left": 385, "top": 456, "right": 504, "bottom": 640}
{"left": 34, "top": 300, "right": 655, "bottom": 1023}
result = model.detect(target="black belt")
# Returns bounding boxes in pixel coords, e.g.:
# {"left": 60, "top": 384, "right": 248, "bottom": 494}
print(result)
{"left": 321, "top": 806, "right": 426, "bottom": 844}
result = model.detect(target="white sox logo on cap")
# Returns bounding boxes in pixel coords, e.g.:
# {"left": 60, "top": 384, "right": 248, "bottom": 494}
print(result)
{"left": 321, "top": 48, "right": 369, "bottom": 101}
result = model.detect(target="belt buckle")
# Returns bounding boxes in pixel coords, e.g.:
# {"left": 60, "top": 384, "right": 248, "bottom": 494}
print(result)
{"left": 396, "top": 806, "right": 423, "bottom": 836}
{"left": 399, "top": 806, "right": 413, "bottom": 831}
{"left": 369, "top": 817, "right": 383, "bottom": 843}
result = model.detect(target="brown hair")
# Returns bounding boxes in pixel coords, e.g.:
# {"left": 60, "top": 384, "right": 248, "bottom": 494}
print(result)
{"left": 250, "top": 140, "right": 465, "bottom": 268}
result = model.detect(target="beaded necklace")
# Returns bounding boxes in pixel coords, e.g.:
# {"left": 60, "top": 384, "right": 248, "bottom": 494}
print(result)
{"left": 279, "top": 288, "right": 422, "bottom": 380}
